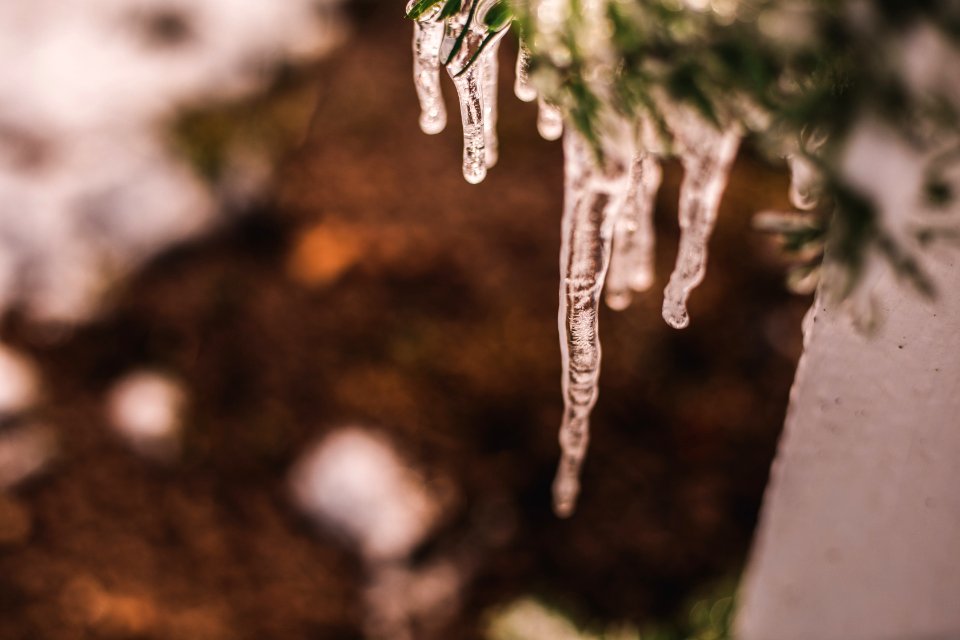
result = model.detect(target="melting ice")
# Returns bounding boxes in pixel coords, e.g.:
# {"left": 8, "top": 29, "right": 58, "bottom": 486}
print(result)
{"left": 409, "top": 4, "right": 746, "bottom": 515}
{"left": 605, "top": 151, "right": 662, "bottom": 311}
{"left": 411, "top": 3, "right": 447, "bottom": 135}
{"left": 661, "top": 109, "right": 741, "bottom": 329}
{"left": 553, "top": 128, "right": 631, "bottom": 517}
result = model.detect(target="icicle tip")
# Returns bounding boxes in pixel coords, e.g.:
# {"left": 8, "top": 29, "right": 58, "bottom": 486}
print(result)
{"left": 419, "top": 110, "right": 447, "bottom": 135}
{"left": 604, "top": 290, "right": 633, "bottom": 311}
{"left": 551, "top": 476, "right": 578, "bottom": 518}
{"left": 662, "top": 298, "right": 690, "bottom": 329}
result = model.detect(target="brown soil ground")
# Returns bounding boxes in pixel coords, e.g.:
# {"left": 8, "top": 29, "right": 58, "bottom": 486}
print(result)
{"left": 0, "top": 4, "right": 810, "bottom": 639}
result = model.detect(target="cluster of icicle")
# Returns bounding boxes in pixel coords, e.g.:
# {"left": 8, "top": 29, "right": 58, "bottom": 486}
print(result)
{"left": 409, "top": 0, "right": 561, "bottom": 181}
{"left": 408, "top": 0, "right": 813, "bottom": 517}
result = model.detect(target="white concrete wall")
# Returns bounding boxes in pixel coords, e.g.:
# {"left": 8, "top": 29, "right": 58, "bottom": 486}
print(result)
{"left": 736, "top": 210, "right": 960, "bottom": 639}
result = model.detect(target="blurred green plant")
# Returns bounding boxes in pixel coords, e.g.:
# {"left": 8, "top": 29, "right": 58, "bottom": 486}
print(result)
{"left": 173, "top": 64, "right": 320, "bottom": 187}
{"left": 642, "top": 579, "right": 737, "bottom": 640}
{"left": 484, "top": 579, "right": 737, "bottom": 640}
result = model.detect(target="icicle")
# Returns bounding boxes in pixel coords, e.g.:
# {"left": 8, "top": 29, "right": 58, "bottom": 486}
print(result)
{"left": 661, "top": 112, "right": 741, "bottom": 329}
{"left": 443, "top": 4, "right": 488, "bottom": 185}
{"left": 537, "top": 97, "right": 563, "bottom": 141}
{"left": 481, "top": 38, "right": 502, "bottom": 168}
{"left": 442, "top": 1, "right": 510, "bottom": 183}
{"left": 514, "top": 42, "right": 537, "bottom": 102}
{"left": 605, "top": 152, "right": 663, "bottom": 310}
{"left": 447, "top": 67, "right": 487, "bottom": 184}
{"left": 553, "top": 128, "right": 631, "bottom": 518}
{"left": 410, "top": 2, "right": 447, "bottom": 135}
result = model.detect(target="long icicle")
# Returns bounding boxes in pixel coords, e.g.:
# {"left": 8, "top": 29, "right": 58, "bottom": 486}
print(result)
{"left": 482, "top": 38, "right": 502, "bottom": 168}
{"left": 605, "top": 152, "right": 663, "bottom": 310}
{"left": 410, "top": 3, "right": 447, "bottom": 135}
{"left": 662, "top": 113, "right": 740, "bottom": 329}
{"left": 553, "top": 128, "right": 631, "bottom": 518}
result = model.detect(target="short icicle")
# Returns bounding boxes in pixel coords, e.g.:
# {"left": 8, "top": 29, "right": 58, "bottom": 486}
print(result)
{"left": 661, "top": 112, "right": 740, "bottom": 329}
{"left": 514, "top": 42, "right": 537, "bottom": 102}
{"left": 443, "top": 2, "right": 489, "bottom": 185}
{"left": 448, "top": 66, "right": 486, "bottom": 184}
{"left": 443, "top": 1, "right": 510, "bottom": 183}
{"left": 410, "top": 2, "right": 447, "bottom": 135}
{"left": 537, "top": 97, "right": 563, "bottom": 141}
{"left": 605, "top": 151, "right": 663, "bottom": 310}
{"left": 481, "top": 37, "right": 503, "bottom": 168}
{"left": 553, "top": 128, "right": 632, "bottom": 518}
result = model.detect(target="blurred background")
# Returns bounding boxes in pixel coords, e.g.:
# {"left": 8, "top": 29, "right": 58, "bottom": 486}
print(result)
{"left": 0, "top": 1, "right": 811, "bottom": 638}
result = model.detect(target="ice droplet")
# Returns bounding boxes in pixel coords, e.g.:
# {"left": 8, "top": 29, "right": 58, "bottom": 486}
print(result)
{"left": 662, "top": 112, "right": 740, "bottom": 329}
{"left": 537, "top": 97, "right": 563, "bottom": 141}
{"left": 514, "top": 42, "right": 537, "bottom": 102}
{"left": 553, "top": 128, "right": 632, "bottom": 518}
{"left": 605, "top": 151, "right": 663, "bottom": 310}
{"left": 410, "top": 3, "right": 448, "bottom": 135}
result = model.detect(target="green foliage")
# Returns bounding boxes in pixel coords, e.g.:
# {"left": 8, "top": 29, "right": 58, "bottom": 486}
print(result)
{"left": 484, "top": 0, "right": 513, "bottom": 30}
{"left": 441, "top": 0, "right": 465, "bottom": 20}
{"left": 173, "top": 64, "right": 319, "bottom": 183}
{"left": 484, "top": 579, "right": 737, "bottom": 640}
{"left": 405, "top": 0, "right": 443, "bottom": 20}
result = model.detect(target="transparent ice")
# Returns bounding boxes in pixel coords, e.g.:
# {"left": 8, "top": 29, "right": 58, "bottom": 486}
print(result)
{"left": 443, "top": 6, "right": 487, "bottom": 184}
{"left": 553, "top": 128, "right": 632, "bottom": 517}
{"left": 514, "top": 42, "right": 537, "bottom": 103}
{"left": 605, "top": 151, "right": 663, "bottom": 310}
{"left": 429, "top": 1, "right": 511, "bottom": 183}
{"left": 661, "top": 110, "right": 741, "bottom": 329}
{"left": 482, "top": 38, "right": 503, "bottom": 168}
{"left": 537, "top": 97, "right": 564, "bottom": 141}
{"left": 407, "top": 9, "right": 760, "bottom": 516}
{"left": 410, "top": 2, "right": 448, "bottom": 135}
